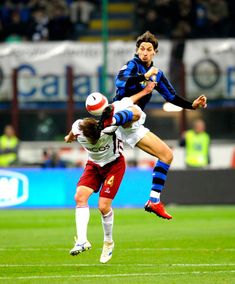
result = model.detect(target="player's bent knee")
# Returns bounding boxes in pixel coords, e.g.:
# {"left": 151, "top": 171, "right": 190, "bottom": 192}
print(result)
{"left": 166, "top": 148, "right": 173, "bottom": 164}
{"left": 98, "top": 204, "right": 111, "bottom": 215}
{"left": 160, "top": 148, "right": 173, "bottom": 164}
{"left": 74, "top": 191, "right": 87, "bottom": 205}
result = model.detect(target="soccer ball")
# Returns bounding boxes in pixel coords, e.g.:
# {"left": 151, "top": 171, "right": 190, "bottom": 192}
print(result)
{"left": 85, "top": 92, "right": 108, "bottom": 116}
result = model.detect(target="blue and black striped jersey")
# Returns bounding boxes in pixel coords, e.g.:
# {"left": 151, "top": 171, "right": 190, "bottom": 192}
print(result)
{"left": 113, "top": 54, "right": 194, "bottom": 110}
{"left": 114, "top": 54, "right": 153, "bottom": 110}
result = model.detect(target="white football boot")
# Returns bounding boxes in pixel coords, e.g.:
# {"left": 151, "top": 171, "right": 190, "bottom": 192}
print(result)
{"left": 100, "top": 241, "right": 114, "bottom": 263}
{"left": 70, "top": 239, "right": 91, "bottom": 256}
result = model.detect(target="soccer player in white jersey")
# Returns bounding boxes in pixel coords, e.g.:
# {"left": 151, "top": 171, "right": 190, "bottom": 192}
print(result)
{"left": 65, "top": 83, "right": 154, "bottom": 264}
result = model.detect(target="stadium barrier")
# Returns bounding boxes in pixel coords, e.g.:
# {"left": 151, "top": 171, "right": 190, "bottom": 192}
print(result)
{"left": 0, "top": 168, "right": 234, "bottom": 209}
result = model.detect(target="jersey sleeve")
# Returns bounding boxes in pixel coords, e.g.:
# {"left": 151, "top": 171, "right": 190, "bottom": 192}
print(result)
{"left": 155, "top": 71, "right": 194, "bottom": 109}
{"left": 71, "top": 119, "right": 83, "bottom": 136}
{"left": 115, "top": 61, "right": 145, "bottom": 91}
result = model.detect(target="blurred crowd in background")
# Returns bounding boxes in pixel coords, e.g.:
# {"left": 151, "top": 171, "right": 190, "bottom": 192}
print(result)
{"left": 135, "top": 0, "right": 235, "bottom": 39}
{"left": 0, "top": 0, "right": 235, "bottom": 42}
{"left": 0, "top": 0, "right": 99, "bottom": 42}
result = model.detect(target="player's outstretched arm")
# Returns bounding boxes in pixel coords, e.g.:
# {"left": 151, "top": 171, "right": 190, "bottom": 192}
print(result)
{"left": 130, "top": 81, "right": 156, "bottom": 104}
{"left": 64, "top": 131, "right": 76, "bottom": 143}
{"left": 192, "top": 95, "right": 207, "bottom": 109}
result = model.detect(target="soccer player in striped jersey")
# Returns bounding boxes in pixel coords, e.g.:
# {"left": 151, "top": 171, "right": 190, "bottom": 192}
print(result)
{"left": 113, "top": 30, "right": 207, "bottom": 219}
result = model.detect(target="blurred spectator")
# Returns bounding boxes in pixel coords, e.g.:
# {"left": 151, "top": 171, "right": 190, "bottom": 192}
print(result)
{"left": 4, "top": 9, "right": 26, "bottom": 42}
{"left": 169, "top": 0, "right": 194, "bottom": 38}
{"left": 0, "top": 125, "right": 19, "bottom": 167}
{"left": 192, "top": 0, "right": 209, "bottom": 38}
{"left": 70, "top": 0, "right": 95, "bottom": 26}
{"left": 48, "top": 3, "right": 73, "bottom": 40}
{"left": 227, "top": 0, "right": 235, "bottom": 37}
{"left": 42, "top": 149, "right": 66, "bottom": 168}
{"left": 27, "top": 6, "right": 49, "bottom": 41}
{"left": 35, "top": 112, "right": 58, "bottom": 141}
{"left": 134, "top": 0, "right": 151, "bottom": 35}
{"left": 140, "top": 9, "right": 171, "bottom": 37}
{"left": 206, "top": 0, "right": 229, "bottom": 38}
{"left": 154, "top": 0, "right": 179, "bottom": 36}
{"left": 0, "top": 19, "right": 5, "bottom": 41}
{"left": 171, "top": 20, "right": 192, "bottom": 39}
{"left": 179, "top": 119, "right": 211, "bottom": 168}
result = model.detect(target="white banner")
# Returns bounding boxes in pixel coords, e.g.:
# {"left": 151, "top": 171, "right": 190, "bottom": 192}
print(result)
{"left": 0, "top": 41, "right": 171, "bottom": 102}
{"left": 184, "top": 39, "right": 235, "bottom": 99}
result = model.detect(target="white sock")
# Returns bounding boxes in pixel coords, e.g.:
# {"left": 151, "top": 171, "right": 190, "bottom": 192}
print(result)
{"left": 75, "top": 205, "right": 90, "bottom": 244}
{"left": 112, "top": 117, "right": 117, "bottom": 125}
{"left": 101, "top": 209, "right": 114, "bottom": 243}
{"left": 150, "top": 191, "right": 160, "bottom": 203}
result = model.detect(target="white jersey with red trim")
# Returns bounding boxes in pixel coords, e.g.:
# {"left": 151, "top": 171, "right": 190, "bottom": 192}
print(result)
{"left": 72, "top": 119, "right": 123, "bottom": 167}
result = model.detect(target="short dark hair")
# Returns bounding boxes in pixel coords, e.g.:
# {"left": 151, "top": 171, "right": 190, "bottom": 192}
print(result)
{"left": 79, "top": 117, "right": 100, "bottom": 144}
{"left": 136, "top": 31, "right": 158, "bottom": 51}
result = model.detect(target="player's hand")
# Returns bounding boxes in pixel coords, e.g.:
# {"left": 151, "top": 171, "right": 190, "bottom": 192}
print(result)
{"left": 192, "top": 94, "right": 207, "bottom": 109}
{"left": 64, "top": 131, "right": 75, "bottom": 143}
{"left": 144, "top": 67, "right": 158, "bottom": 80}
{"left": 144, "top": 81, "right": 156, "bottom": 93}
{"left": 64, "top": 135, "right": 71, "bottom": 143}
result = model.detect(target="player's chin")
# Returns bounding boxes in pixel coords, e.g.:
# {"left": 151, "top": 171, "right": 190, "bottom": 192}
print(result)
{"left": 142, "top": 58, "right": 149, "bottom": 62}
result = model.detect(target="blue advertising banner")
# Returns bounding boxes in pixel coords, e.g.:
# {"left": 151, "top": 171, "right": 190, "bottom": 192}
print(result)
{"left": 0, "top": 168, "right": 152, "bottom": 209}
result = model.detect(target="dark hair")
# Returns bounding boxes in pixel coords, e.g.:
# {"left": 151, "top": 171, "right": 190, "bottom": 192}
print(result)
{"left": 136, "top": 31, "right": 158, "bottom": 51}
{"left": 79, "top": 117, "right": 100, "bottom": 144}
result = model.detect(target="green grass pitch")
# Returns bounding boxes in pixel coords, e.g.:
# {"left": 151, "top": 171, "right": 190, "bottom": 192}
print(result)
{"left": 0, "top": 206, "right": 235, "bottom": 284}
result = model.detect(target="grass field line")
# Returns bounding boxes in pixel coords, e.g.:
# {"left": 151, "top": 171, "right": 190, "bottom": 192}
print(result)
{"left": 0, "top": 270, "right": 235, "bottom": 280}
{"left": 0, "top": 247, "right": 235, "bottom": 251}
{"left": 1, "top": 263, "right": 235, "bottom": 267}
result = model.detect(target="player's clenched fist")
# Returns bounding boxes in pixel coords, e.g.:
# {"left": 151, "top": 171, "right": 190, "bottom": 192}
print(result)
{"left": 144, "top": 67, "right": 159, "bottom": 80}
{"left": 192, "top": 95, "right": 207, "bottom": 109}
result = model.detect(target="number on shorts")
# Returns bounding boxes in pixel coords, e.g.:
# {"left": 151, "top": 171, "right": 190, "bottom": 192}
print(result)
{"left": 105, "top": 175, "right": 114, "bottom": 187}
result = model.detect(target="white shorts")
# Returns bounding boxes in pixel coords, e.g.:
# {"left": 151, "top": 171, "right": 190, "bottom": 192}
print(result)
{"left": 116, "top": 125, "right": 150, "bottom": 148}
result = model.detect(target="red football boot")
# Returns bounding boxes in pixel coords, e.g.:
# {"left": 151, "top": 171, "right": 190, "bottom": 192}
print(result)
{"left": 98, "top": 104, "right": 114, "bottom": 130}
{"left": 144, "top": 200, "right": 172, "bottom": 219}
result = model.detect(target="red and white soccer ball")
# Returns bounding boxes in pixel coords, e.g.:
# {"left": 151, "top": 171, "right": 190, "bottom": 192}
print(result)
{"left": 85, "top": 92, "right": 108, "bottom": 116}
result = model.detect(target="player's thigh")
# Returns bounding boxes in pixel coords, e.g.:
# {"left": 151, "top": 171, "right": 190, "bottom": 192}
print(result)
{"left": 100, "top": 155, "right": 126, "bottom": 199}
{"left": 136, "top": 131, "right": 173, "bottom": 163}
{"left": 77, "top": 161, "right": 102, "bottom": 192}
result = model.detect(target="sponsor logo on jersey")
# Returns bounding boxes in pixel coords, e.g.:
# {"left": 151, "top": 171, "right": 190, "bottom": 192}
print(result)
{"left": 85, "top": 144, "right": 110, "bottom": 152}
{"left": 0, "top": 170, "right": 29, "bottom": 207}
